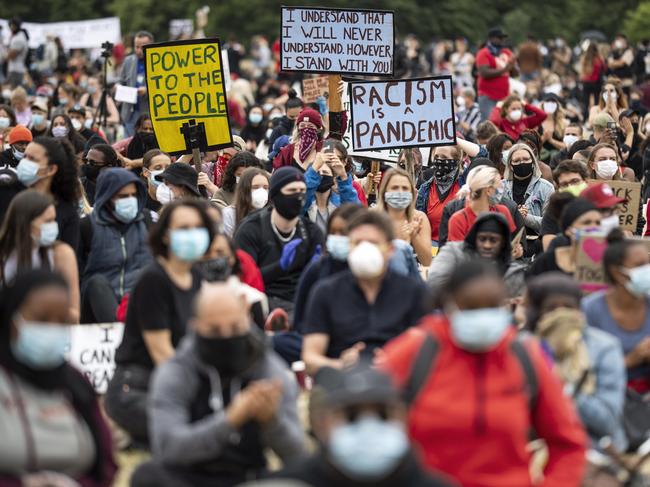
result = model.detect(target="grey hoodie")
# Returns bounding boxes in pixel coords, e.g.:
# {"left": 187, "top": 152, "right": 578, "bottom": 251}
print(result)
{"left": 148, "top": 333, "right": 306, "bottom": 468}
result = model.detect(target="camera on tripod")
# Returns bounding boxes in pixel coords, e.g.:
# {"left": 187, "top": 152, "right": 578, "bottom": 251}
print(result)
{"left": 101, "top": 41, "right": 114, "bottom": 59}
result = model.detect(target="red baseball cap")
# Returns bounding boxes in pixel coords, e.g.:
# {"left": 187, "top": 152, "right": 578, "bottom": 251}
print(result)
{"left": 8, "top": 125, "right": 32, "bottom": 145}
{"left": 580, "top": 182, "right": 626, "bottom": 208}
{"left": 296, "top": 108, "right": 323, "bottom": 129}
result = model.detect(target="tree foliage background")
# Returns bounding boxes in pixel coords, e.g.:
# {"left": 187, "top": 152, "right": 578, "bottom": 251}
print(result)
{"left": 0, "top": 0, "right": 648, "bottom": 46}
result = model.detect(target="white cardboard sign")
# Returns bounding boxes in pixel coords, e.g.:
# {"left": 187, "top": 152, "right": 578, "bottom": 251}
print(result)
{"left": 280, "top": 7, "right": 394, "bottom": 75}
{"left": 348, "top": 76, "right": 456, "bottom": 151}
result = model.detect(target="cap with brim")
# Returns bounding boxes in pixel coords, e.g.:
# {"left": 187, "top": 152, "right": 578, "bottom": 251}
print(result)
{"left": 488, "top": 27, "right": 508, "bottom": 38}
{"left": 155, "top": 163, "right": 201, "bottom": 197}
{"left": 314, "top": 362, "right": 400, "bottom": 409}
{"left": 620, "top": 108, "right": 639, "bottom": 118}
{"left": 592, "top": 112, "right": 614, "bottom": 129}
{"left": 31, "top": 98, "right": 48, "bottom": 112}
{"left": 580, "top": 182, "right": 627, "bottom": 209}
{"left": 68, "top": 104, "right": 86, "bottom": 116}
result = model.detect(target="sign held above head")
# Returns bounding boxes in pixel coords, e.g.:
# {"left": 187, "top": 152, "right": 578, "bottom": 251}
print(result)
{"left": 348, "top": 76, "right": 457, "bottom": 152}
{"left": 280, "top": 6, "right": 394, "bottom": 76}
{"left": 144, "top": 38, "right": 233, "bottom": 156}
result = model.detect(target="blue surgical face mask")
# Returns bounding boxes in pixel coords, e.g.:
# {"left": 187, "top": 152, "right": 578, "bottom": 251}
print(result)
{"left": 249, "top": 113, "right": 263, "bottom": 124}
{"left": 31, "top": 113, "right": 45, "bottom": 126}
{"left": 12, "top": 147, "right": 24, "bottom": 161}
{"left": 488, "top": 185, "right": 504, "bottom": 205}
{"left": 11, "top": 320, "right": 70, "bottom": 370}
{"left": 449, "top": 307, "right": 512, "bottom": 352}
{"left": 502, "top": 149, "right": 510, "bottom": 163}
{"left": 623, "top": 264, "right": 650, "bottom": 297}
{"left": 149, "top": 169, "right": 164, "bottom": 188}
{"left": 58, "top": 97, "right": 68, "bottom": 107}
{"left": 326, "top": 234, "right": 350, "bottom": 261}
{"left": 84, "top": 119, "right": 93, "bottom": 130}
{"left": 352, "top": 161, "right": 364, "bottom": 174}
{"left": 38, "top": 221, "right": 59, "bottom": 247}
{"left": 114, "top": 196, "right": 139, "bottom": 223}
{"left": 16, "top": 158, "right": 42, "bottom": 186}
{"left": 328, "top": 415, "right": 408, "bottom": 481}
{"left": 384, "top": 191, "right": 412, "bottom": 210}
{"left": 0, "top": 117, "right": 10, "bottom": 129}
{"left": 170, "top": 227, "right": 210, "bottom": 262}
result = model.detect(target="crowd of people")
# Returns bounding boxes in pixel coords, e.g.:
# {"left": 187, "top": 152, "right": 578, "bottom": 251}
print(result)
{"left": 0, "top": 14, "right": 649, "bottom": 487}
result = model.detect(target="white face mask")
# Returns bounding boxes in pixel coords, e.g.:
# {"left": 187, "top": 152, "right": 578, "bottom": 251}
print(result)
{"left": 251, "top": 188, "right": 268, "bottom": 209}
{"left": 156, "top": 182, "right": 174, "bottom": 205}
{"left": 508, "top": 109, "right": 522, "bottom": 122}
{"left": 347, "top": 241, "right": 385, "bottom": 279}
{"left": 602, "top": 91, "right": 617, "bottom": 103}
{"left": 542, "top": 101, "right": 558, "bottom": 114}
{"left": 563, "top": 135, "right": 579, "bottom": 148}
{"left": 455, "top": 96, "right": 466, "bottom": 109}
{"left": 71, "top": 119, "right": 82, "bottom": 131}
{"left": 600, "top": 214, "right": 619, "bottom": 233}
{"left": 595, "top": 159, "right": 619, "bottom": 179}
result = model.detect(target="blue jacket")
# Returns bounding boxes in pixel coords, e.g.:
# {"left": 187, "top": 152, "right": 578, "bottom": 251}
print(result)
{"left": 579, "top": 327, "right": 628, "bottom": 452}
{"left": 302, "top": 166, "right": 360, "bottom": 216}
{"left": 81, "top": 168, "right": 152, "bottom": 298}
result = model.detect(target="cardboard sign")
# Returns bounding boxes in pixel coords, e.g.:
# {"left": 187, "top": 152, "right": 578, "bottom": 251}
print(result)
{"left": 280, "top": 7, "right": 394, "bottom": 75}
{"left": 349, "top": 76, "right": 456, "bottom": 151}
{"left": 144, "top": 38, "right": 233, "bottom": 156}
{"left": 67, "top": 323, "right": 124, "bottom": 394}
{"left": 574, "top": 232, "right": 608, "bottom": 292}
{"left": 601, "top": 180, "right": 641, "bottom": 232}
{"left": 302, "top": 76, "right": 329, "bottom": 104}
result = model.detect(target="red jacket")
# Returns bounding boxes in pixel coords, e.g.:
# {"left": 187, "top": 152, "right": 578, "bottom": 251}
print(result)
{"left": 382, "top": 315, "right": 586, "bottom": 487}
{"left": 492, "top": 103, "right": 547, "bottom": 141}
{"left": 236, "top": 249, "right": 265, "bottom": 292}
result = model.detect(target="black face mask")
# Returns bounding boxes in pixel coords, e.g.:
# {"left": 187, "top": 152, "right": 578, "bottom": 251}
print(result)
{"left": 200, "top": 257, "right": 231, "bottom": 282}
{"left": 317, "top": 175, "right": 335, "bottom": 193}
{"left": 272, "top": 192, "right": 305, "bottom": 219}
{"left": 513, "top": 163, "right": 533, "bottom": 179}
{"left": 81, "top": 163, "right": 101, "bottom": 181}
{"left": 139, "top": 132, "right": 156, "bottom": 147}
{"left": 632, "top": 123, "right": 639, "bottom": 134}
{"left": 195, "top": 330, "right": 265, "bottom": 377}
{"left": 432, "top": 159, "right": 457, "bottom": 179}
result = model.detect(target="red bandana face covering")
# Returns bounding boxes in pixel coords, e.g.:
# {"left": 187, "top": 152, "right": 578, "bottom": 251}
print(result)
{"left": 298, "top": 127, "right": 318, "bottom": 162}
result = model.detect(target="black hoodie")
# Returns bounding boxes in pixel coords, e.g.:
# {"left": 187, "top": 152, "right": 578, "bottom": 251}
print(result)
{"left": 463, "top": 212, "right": 512, "bottom": 275}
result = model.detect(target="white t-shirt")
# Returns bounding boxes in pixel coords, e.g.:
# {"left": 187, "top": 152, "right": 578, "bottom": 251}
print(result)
{"left": 8, "top": 31, "right": 28, "bottom": 74}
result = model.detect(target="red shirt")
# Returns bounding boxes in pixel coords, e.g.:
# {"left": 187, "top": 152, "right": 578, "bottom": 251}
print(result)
{"left": 476, "top": 47, "right": 513, "bottom": 101}
{"left": 581, "top": 57, "right": 605, "bottom": 83}
{"left": 427, "top": 182, "right": 460, "bottom": 241}
{"left": 447, "top": 204, "right": 516, "bottom": 242}
{"left": 495, "top": 103, "right": 547, "bottom": 141}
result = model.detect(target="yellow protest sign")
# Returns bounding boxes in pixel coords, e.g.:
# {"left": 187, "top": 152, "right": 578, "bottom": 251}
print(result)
{"left": 144, "top": 38, "right": 232, "bottom": 155}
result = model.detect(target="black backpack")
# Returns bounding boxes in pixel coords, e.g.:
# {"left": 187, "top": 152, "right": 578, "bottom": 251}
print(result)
{"left": 403, "top": 332, "right": 539, "bottom": 414}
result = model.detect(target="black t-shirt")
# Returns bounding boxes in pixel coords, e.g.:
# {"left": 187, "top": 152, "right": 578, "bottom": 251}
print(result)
{"left": 234, "top": 207, "right": 324, "bottom": 302}
{"left": 115, "top": 261, "right": 203, "bottom": 370}
{"left": 145, "top": 193, "right": 161, "bottom": 213}
{"left": 303, "top": 269, "right": 428, "bottom": 358}
{"left": 55, "top": 199, "right": 80, "bottom": 252}
{"left": 540, "top": 211, "right": 560, "bottom": 237}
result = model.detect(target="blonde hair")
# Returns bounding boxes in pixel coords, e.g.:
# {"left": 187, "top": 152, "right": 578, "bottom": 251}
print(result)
{"left": 458, "top": 166, "right": 500, "bottom": 201}
{"left": 504, "top": 143, "right": 541, "bottom": 181}
{"left": 377, "top": 167, "right": 416, "bottom": 221}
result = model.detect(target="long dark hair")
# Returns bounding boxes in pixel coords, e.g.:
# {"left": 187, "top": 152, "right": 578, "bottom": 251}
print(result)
{"left": 222, "top": 151, "right": 263, "bottom": 193}
{"left": 0, "top": 190, "right": 54, "bottom": 283}
{"left": 149, "top": 199, "right": 215, "bottom": 258}
{"left": 234, "top": 167, "right": 269, "bottom": 226}
{"left": 34, "top": 136, "right": 80, "bottom": 203}
{"left": 47, "top": 114, "right": 86, "bottom": 152}
{"left": 486, "top": 133, "right": 514, "bottom": 175}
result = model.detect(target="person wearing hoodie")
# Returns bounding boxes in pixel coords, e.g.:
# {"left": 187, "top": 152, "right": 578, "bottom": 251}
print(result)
{"left": 80, "top": 143, "right": 121, "bottom": 206}
{"left": 428, "top": 212, "right": 526, "bottom": 300}
{"left": 130, "top": 282, "right": 305, "bottom": 487}
{"left": 78, "top": 167, "right": 152, "bottom": 323}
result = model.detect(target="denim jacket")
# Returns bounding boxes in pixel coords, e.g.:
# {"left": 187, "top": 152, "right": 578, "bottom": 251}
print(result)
{"left": 302, "top": 166, "right": 360, "bottom": 216}
{"left": 503, "top": 175, "right": 554, "bottom": 233}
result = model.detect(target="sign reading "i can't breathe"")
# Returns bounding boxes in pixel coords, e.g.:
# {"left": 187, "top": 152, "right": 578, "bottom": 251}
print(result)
{"left": 280, "top": 7, "right": 394, "bottom": 76}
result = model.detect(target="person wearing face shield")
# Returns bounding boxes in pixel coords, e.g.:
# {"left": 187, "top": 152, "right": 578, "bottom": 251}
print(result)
{"left": 77, "top": 168, "right": 152, "bottom": 324}
{"left": 583, "top": 231, "right": 650, "bottom": 394}
{"left": 0, "top": 124, "right": 31, "bottom": 169}
{"left": 260, "top": 362, "right": 455, "bottom": 487}
{"left": 0, "top": 270, "right": 117, "bottom": 486}
{"left": 302, "top": 210, "right": 428, "bottom": 376}
{"left": 524, "top": 273, "right": 627, "bottom": 452}
{"left": 382, "top": 260, "right": 587, "bottom": 487}
{"left": 130, "top": 283, "right": 305, "bottom": 487}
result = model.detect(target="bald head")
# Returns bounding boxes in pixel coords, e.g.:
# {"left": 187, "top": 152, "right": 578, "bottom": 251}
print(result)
{"left": 192, "top": 283, "right": 250, "bottom": 338}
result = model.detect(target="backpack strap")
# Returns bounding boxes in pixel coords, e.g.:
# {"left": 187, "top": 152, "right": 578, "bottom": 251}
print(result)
{"left": 510, "top": 338, "right": 539, "bottom": 413}
{"left": 403, "top": 333, "right": 440, "bottom": 406}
